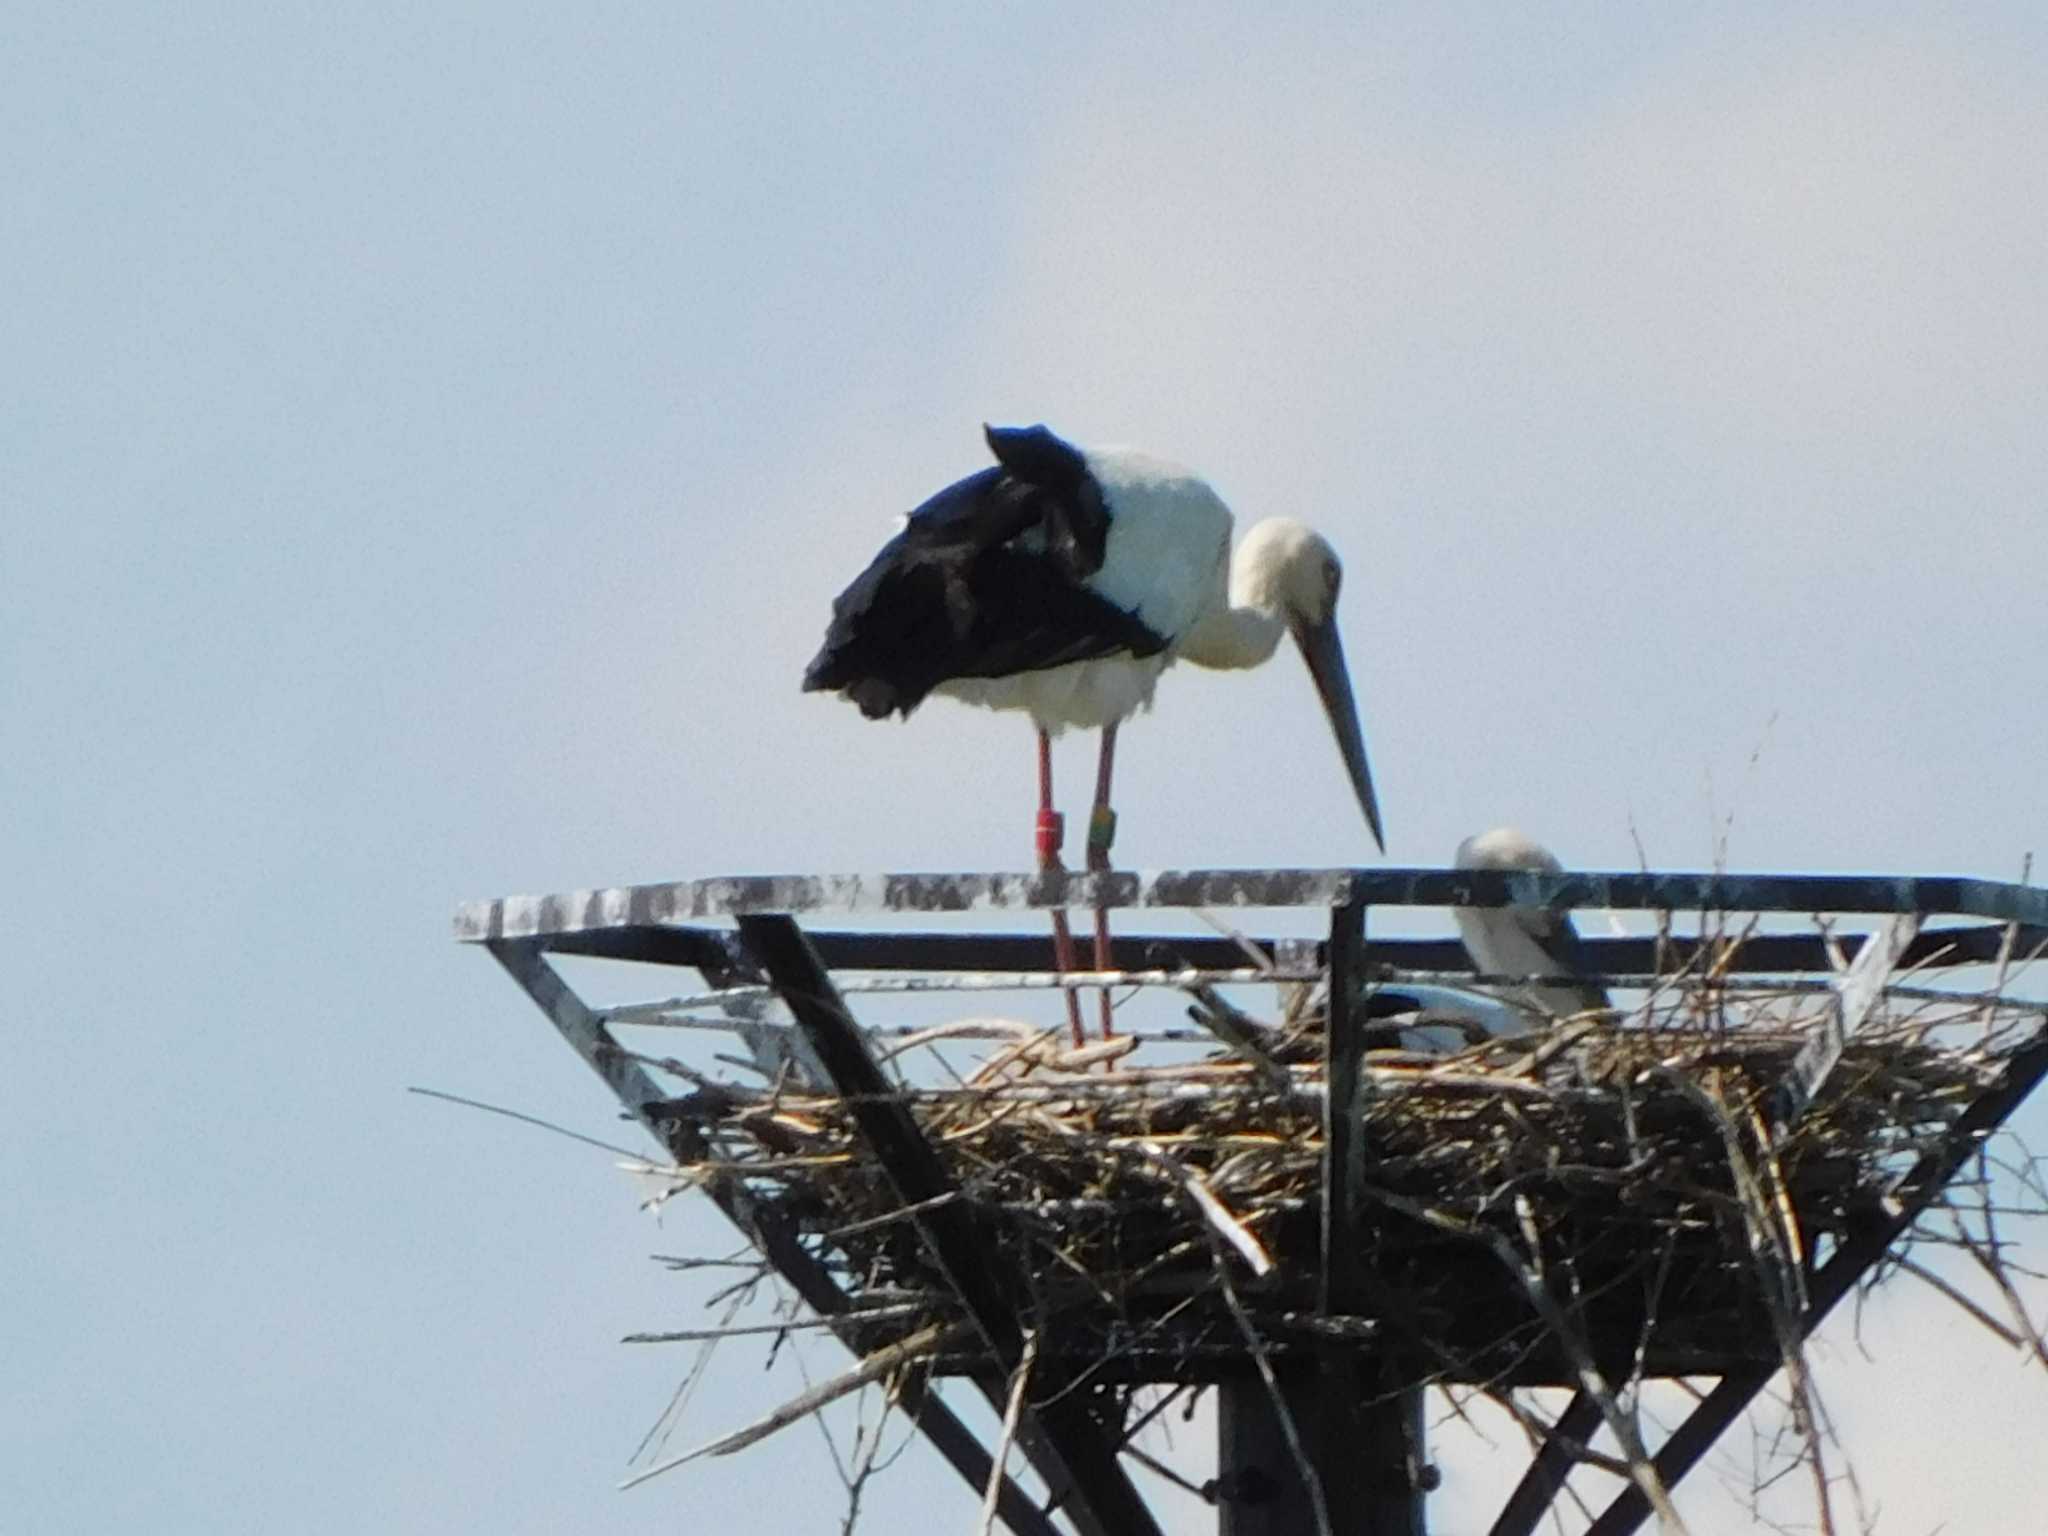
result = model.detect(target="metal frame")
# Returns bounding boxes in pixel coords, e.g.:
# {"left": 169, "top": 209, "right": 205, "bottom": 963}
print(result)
{"left": 458, "top": 867, "right": 2048, "bottom": 941}
{"left": 736, "top": 914, "right": 1165, "bottom": 1536}
{"left": 462, "top": 866, "right": 2048, "bottom": 1536}
{"left": 484, "top": 940, "right": 1067, "bottom": 1536}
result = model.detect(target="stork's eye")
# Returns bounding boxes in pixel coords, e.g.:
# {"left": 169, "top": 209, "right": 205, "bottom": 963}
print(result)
{"left": 1323, "top": 560, "right": 1341, "bottom": 600}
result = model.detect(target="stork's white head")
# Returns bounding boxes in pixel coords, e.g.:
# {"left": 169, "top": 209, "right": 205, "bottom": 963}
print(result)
{"left": 1234, "top": 517, "right": 1343, "bottom": 630}
{"left": 1452, "top": 826, "right": 1611, "bottom": 1021}
{"left": 1233, "top": 516, "right": 1381, "bottom": 852}
{"left": 1455, "top": 827, "right": 1565, "bottom": 875}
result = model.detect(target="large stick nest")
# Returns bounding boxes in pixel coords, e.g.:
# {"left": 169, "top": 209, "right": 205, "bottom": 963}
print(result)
{"left": 644, "top": 978, "right": 2045, "bottom": 1395}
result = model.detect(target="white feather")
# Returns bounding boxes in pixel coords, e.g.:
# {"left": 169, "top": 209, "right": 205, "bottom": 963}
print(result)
{"left": 1080, "top": 447, "right": 1233, "bottom": 643}
{"left": 1453, "top": 828, "right": 1609, "bottom": 1021}
{"left": 936, "top": 653, "right": 1170, "bottom": 734}
{"left": 936, "top": 447, "right": 1234, "bottom": 733}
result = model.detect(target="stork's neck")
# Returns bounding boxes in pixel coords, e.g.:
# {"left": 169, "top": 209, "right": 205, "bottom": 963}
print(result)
{"left": 1177, "top": 592, "right": 1287, "bottom": 671}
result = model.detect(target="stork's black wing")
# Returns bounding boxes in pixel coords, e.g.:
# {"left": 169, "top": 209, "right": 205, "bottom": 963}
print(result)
{"left": 802, "top": 424, "right": 1169, "bottom": 719}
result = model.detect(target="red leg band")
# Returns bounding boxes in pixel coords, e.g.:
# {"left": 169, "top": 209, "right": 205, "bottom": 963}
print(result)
{"left": 1035, "top": 809, "right": 1065, "bottom": 868}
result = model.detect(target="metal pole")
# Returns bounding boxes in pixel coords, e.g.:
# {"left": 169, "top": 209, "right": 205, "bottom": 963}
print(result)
{"left": 1216, "top": 1369, "right": 1425, "bottom": 1536}
{"left": 1213, "top": 899, "right": 1428, "bottom": 1535}
{"left": 1217, "top": 1369, "right": 1318, "bottom": 1536}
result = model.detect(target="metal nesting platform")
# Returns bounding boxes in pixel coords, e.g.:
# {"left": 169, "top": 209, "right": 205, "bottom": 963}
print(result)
{"left": 458, "top": 868, "right": 2048, "bottom": 1536}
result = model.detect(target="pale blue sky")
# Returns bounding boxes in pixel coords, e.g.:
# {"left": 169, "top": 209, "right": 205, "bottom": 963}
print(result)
{"left": 8, "top": 5, "right": 2047, "bottom": 1532}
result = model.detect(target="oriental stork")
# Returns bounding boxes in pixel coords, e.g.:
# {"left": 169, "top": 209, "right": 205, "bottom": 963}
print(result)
{"left": 804, "top": 423, "right": 1384, "bottom": 1043}
{"left": 1452, "top": 828, "right": 1611, "bottom": 1022}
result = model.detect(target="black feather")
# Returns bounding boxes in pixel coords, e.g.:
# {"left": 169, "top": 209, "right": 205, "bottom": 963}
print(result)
{"left": 803, "top": 425, "right": 1168, "bottom": 719}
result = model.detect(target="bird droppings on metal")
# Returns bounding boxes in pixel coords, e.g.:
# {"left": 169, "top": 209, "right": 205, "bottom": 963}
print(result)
{"left": 454, "top": 867, "right": 2048, "bottom": 943}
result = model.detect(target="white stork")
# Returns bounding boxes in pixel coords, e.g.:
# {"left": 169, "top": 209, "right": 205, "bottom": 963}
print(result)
{"left": 1452, "top": 827, "right": 1611, "bottom": 1023}
{"left": 804, "top": 423, "right": 1384, "bottom": 1042}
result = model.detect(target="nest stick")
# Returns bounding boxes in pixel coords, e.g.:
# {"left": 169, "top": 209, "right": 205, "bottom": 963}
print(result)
{"left": 622, "top": 1302, "right": 928, "bottom": 1344}
{"left": 975, "top": 1328, "right": 1039, "bottom": 1536}
{"left": 618, "top": 1320, "right": 968, "bottom": 1488}
{"left": 1184, "top": 981, "right": 1296, "bottom": 1097}
{"left": 1506, "top": 1196, "right": 1691, "bottom": 1536}
{"left": 1135, "top": 1139, "right": 1275, "bottom": 1277}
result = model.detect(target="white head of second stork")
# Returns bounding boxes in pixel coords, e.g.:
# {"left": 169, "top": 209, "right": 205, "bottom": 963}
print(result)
{"left": 1173, "top": 515, "right": 1385, "bottom": 851}
{"left": 1452, "top": 827, "right": 1611, "bottom": 1021}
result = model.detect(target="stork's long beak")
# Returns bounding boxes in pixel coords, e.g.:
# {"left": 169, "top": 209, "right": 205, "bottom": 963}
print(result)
{"left": 1292, "top": 616, "right": 1385, "bottom": 852}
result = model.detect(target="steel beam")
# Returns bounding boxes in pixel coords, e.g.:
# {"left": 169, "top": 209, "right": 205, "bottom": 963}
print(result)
{"left": 1580, "top": 1020, "right": 2048, "bottom": 1536}
{"left": 736, "top": 913, "right": 1166, "bottom": 1536}
{"left": 1486, "top": 1389, "right": 1602, "bottom": 1536}
{"left": 484, "top": 941, "right": 1061, "bottom": 1536}
{"left": 486, "top": 919, "right": 2041, "bottom": 986}
{"left": 458, "top": 867, "right": 2048, "bottom": 942}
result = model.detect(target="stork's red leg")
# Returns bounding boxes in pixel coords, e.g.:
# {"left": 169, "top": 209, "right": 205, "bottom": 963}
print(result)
{"left": 1087, "top": 724, "right": 1119, "bottom": 1038}
{"left": 1036, "top": 727, "right": 1086, "bottom": 1047}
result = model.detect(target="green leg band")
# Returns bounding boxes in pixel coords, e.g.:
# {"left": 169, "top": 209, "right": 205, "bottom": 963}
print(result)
{"left": 1087, "top": 806, "right": 1117, "bottom": 863}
